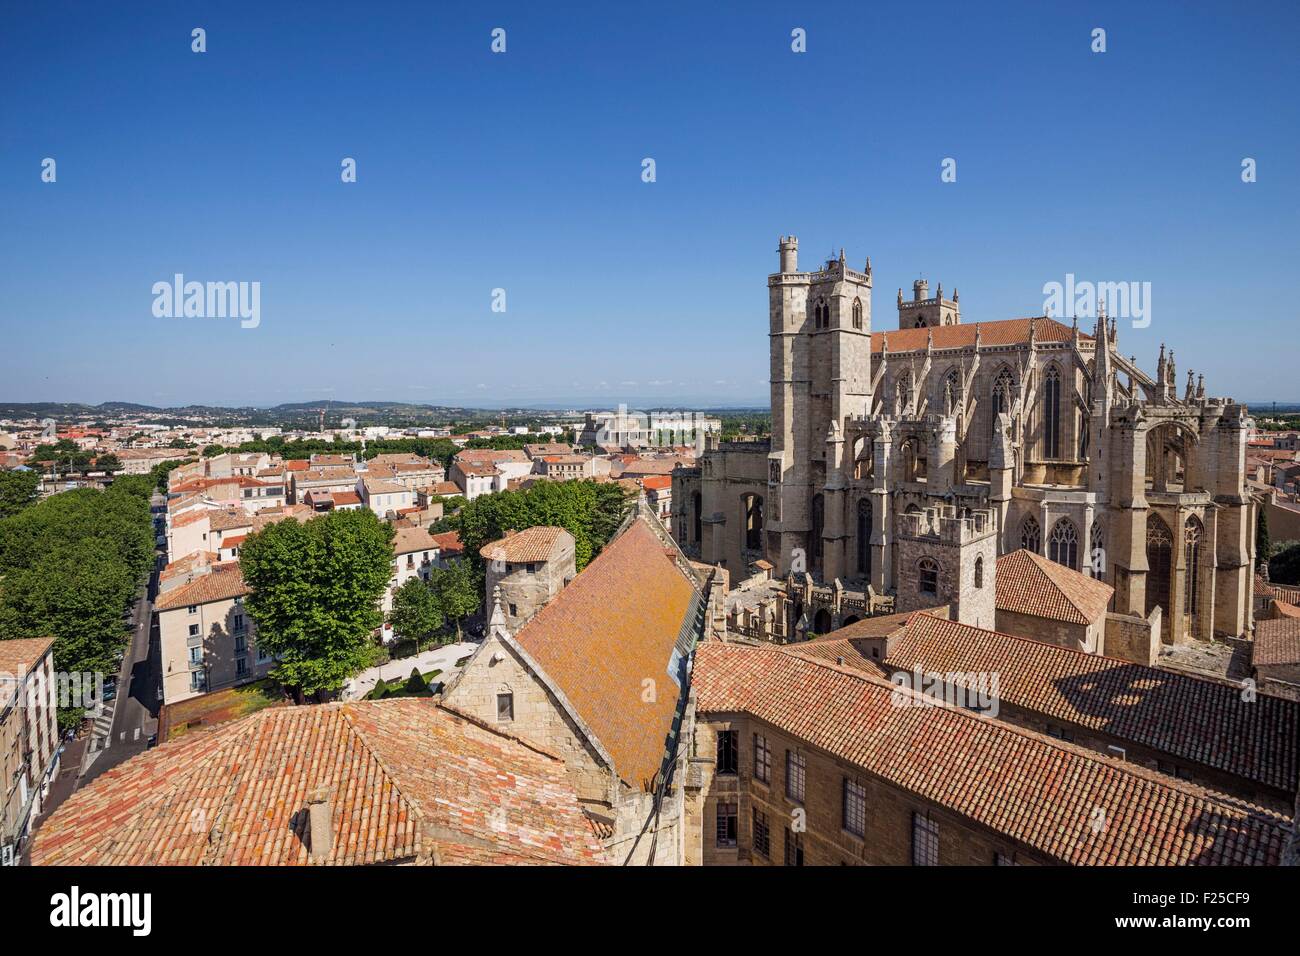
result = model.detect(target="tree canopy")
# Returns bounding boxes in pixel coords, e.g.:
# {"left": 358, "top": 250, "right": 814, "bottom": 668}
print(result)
{"left": 239, "top": 508, "right": 395, "bottom": 697}
{"left": 0, "top": 469, "right": 40, "bottom": 519}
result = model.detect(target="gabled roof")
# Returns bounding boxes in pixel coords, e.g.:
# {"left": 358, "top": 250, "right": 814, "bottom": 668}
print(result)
{"left": 511, "top": 517, "right": 701, "bottom": 791}
{"left": 697, "top": 642, "right": 1288, "bottom": 865}
{"left": 996, "top": 549, "right": 1114, "bottom": 625}
{"left": 876, "top": 612, "right": 1300, "bottom": 792}
{"left": 871, "top": 316, "right": 1088, "bottom": 354}
{"left": 29, "top": 699, "right": 605, "bottom": 866}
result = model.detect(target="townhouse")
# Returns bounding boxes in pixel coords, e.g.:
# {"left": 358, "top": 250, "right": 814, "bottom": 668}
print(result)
{"left": 0, "top": 637, "right": 59, "bottom": 865}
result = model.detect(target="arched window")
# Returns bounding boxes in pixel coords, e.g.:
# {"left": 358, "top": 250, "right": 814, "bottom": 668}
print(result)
{"left": 897, "top": 372, "right": 912, "bottom": 416}
{"left": 742, "top": 494, "right": 764, "bottom": 551}
{"left": 856, "top": 499, "right": 872, "bottom": 577}
{"left": 918, "top": 558, "right": 939, "bottom": 595}
{"left": 943, "top": 367, "right": 961, "bottom": 416}
{"left": 692, "top": 491, "right": 702, "bottom": 543}
{"left": 1043, "top": 364, "right": 1062, "bottom": 458}
{"left": 974, "top": 555, "right": 984, "bottom": 589}
{"left": 1089, "top": 519, "right": 1104, "bottom": 580}
{"left": 810, "top": 494, "right": 824, "bottom": 563}
{"left": 1048, "top": 518, "right": 1079, "bottom": 570}
{"left": 1020, "top": 515, "right": 1041, "bottom": 552}
{"left": 852, "top": 297, "right": 863, "bottom": 330}
{"left": 1146, "top": 514, "right": 1173, "bottom": 617}
{"left": 991, "top": 368, "right": 1014, "bottom": 437}
{"left": 1184, "top": 516, "right": 1203, "bottom": 618}
{"left": 814, "top": 298, "right": 828, "bottom": 329}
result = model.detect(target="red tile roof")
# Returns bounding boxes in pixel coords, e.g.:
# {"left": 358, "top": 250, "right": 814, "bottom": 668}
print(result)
{"left": 1256, "top": 618, "right": 1300, "bottom": 667}
{"left": 870, "top": 612, "right": 1299, "bottom": 792}
{"left": 0, "top": 637, "right": 55, "bottom": 677}
{"left": 696, "top": 642, "right": 1289, "bottom": 865}
{"left": 513, "top": 518, "right": 699, "bottom": 791}
{"left": 480, "top": 526, "right": 570, "bottom": 563}
{"left": 29, "top": 699, "right": 606, "bottom": 866}
{"left": 996, "top": 549, "right": 1114, "bottom": 625}
{"left": 872, "top": 316, "right": 1087, "bottom": 354}
{"left": 430, "top": 531, "right": 464, "bottom": 556}
{"left": 154, "top": 563, "right": 249, "bottom": 611}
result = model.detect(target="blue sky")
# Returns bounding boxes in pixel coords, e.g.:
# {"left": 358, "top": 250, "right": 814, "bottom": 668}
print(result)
{"left": 1, "top": 1, "right": 1297, "bottom": 408}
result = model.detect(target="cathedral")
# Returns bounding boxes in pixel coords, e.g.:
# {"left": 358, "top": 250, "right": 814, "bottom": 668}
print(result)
{"left": 672, "top": 237, "right": 1256, "bottom": 645}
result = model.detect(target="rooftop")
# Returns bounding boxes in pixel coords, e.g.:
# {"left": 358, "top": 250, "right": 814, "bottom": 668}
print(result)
{"left": 480, "top": 526, "right": 571, "bottom": 563}
{"left": 30, "top": 699, "right": 604, "bottom": 866}
{"left": 996, "top": 549, "right": 1114, "bottom": 625}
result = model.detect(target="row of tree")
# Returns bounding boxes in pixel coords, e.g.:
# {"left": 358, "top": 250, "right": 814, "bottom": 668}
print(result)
{"left": 0, "top": 474, "right": 157, "bottom": 729}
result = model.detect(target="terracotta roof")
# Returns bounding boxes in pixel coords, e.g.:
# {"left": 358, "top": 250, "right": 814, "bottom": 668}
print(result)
{"left": 639, "top": 475, "right": 673, "bottom": 491}
{"left": 513, "top": 518, "right": 699, "bottom": 791}
{"left": 285, "top": 459, "right": 310, "bottom": 471}
{"left": 0, "top": 637, "right": 55, "bottom": 677}
{"left": 392, "top": 526, "right": 441, "bottom": 557}
{"left": 332, "top": 491, "right": 361, "bottom": 506}
{"left": 480, "top": 526, "right": 570, "bottom": 563}
{"left": 1256, "top": 618, "right": 1300, "bottom": 667}
{"left": 876, "top": 612, "right": 1300, "bottom": 792}
{"left": 155, "top": 563, "right": 249, "bottom": 611}
{"left": 427, "top": 481, "right": 462, "bottom": 496}
{"left": 456, "top": 462, "right": 499, "bottom": 477}
{"left": 1272, "top": 599, "right": 1300, "bottom": 620}
{"left": 996, "top": 549, "right": 1113, "bottom": 625}
{"left": 430, "top": 531, "right": 464, "bottom": 556}
{"left": 208, "top": 509, "right": 254, "bottom": 532}
{"left": 872, "top": 316, "right": 1087, "bottom": 354}
{"left": 455, "top": 449, "right": 529, "bottom": 465}
{"left": 29, "top": 699, "right": 606, "bottom": 866}
{"left": 363, "top": 478, "right": 408, "bottom": 495}
{"left": 696, "top": 642, "right": 1288, "bottom": 865}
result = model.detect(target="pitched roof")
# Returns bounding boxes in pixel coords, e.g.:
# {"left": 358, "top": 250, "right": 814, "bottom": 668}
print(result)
{"left": 996, "top": 549, "right": 1114, "bottom": 625}
{"left": 154, "top": 563, "right": 249, "bottom": 611}
{"left": 1256, "top": 618, "right": 1300, "bottom": 667}
{"left": 29, "top": 699, "right": 605, "bottom": 866}
{"left": 0, "top": 637, "right": 55, "bottom": 677}
{"left": 512, "top": 518, "right": 700, "bottom": 791}
{"left": 696, "top": 642, "right": 1288, "bottom": 865}
{"left": 430, "top": 531, "right": 464, "bottom": 556}
{"left": 480, "top": 526, "right": 570, "bottom": 563}
{"left": 638, "top": 475, "right": 673, "bottom": 491}
{"left": 876, "top": 612, "right": 1300, "bottom": 792}
{"left": 871, "top": 316, "right": 1088, "bottom": 354}
{"left": 392, "top": 526, "right": 441, "bottom": 557}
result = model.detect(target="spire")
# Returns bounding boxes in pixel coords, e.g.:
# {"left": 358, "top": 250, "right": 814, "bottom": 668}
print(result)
{"left": 1185, "top": 369, "right": 1196, "bottom": 402}
{"left": 864, "top": 256, "right": 871, "bottom": 277}
{"left": 897, "top": 288, "right": 903, "bottom": 306}
{"left": 953, "top": 287, "right": 959, "bottom": 302}
{"left": 839, "top": 247, "right": 846, "bottom": 264}
{"left": 488, "top": 586, "right": 508, "bottom": 638}
{"left": 1195, "top": 373, "right": 1205, "bottom": 400}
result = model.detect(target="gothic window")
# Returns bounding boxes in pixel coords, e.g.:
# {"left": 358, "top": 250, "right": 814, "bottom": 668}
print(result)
{"left": 742, "top": 494, "right": 764, "bottom": 551}
{"left": 943, "top": 367, "right": 961, "bottom": 416}
{"left": 811, "top": 494, "right": 824, "bottom": 563}
{"left": 1020, "top": 515, "right": 1041, "bottom": 553}
{"left": 974, "top": 555, "right": 984, "bottom": 589}
{"left": 901, "top": 437, "right": 926, "bottom": 482}
{"left": 991, "top": 368, "right": 1014, "bottom": 436}
{"left": 1089, "top": 519, "right": 1105, "bottom": 580}
{"left": 814, "top": 298, "right": 828, "bottom": 330}
{"left": 918, "top": 557, "right": 939, "bottom": 595}
{"left": 1146, "top": 514, "right": 1173, "bottom": 617}
{"left": 852, "top": 297, "right": 863, "bottom": 330}
{"left": 692, "top": 491, "right": 702, "bottom": 543}
{"left": 897, "top": 372, "right": 912, "bottom": 416}
{"left": 1184, "top": 516, "right": 1203, "bottom": 618}
{"left": 857, "top": 499, "right": 872, "bottom": 577}
{"left": 1043, "top": 364, "right": 1062, "bottom": 458}
{"left": 1048, "top": 518, "right": 1079, "bottom": 571}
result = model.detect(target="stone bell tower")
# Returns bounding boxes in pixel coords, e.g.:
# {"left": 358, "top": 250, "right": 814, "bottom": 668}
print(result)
{"left": 897, "top": 278, "right": 961, "bottom": 329}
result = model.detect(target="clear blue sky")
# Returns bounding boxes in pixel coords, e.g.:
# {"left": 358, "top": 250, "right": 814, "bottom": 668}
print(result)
{"left": 2, "top": 1, "right": 1297, "bottom": 408}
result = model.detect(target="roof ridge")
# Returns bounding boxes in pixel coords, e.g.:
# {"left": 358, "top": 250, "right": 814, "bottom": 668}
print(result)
{"left": 732, "top": 643, "right": 1289, "bottom": 819}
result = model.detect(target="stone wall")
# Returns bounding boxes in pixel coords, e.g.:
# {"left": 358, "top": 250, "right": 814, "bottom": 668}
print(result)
{"left": 1102, "top": 609, "right": 1161, "bottom": 665}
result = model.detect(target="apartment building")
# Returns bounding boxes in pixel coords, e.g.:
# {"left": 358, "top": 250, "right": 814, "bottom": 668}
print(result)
{"left": 155, "top": 563, "right": 272, "bottom": 704}
{"left": 0, "top": 637, "right": 59, "bottom": 865}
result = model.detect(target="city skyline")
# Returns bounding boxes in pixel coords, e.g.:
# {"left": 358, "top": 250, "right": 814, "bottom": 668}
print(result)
{"left": 2, "top": 1, "right": 1298, "bottom": 405}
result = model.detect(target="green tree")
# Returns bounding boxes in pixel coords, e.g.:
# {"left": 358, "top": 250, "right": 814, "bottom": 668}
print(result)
{"left": 96, "top": 453, "right": 123, "bottom": 474}
{"left": 0, "top": 469, "right": 40, "bottom": 519}
{"left": 388, "top": 576, "right": 444, "bottom": 652}
{"left": 427, "top": 560, "right": 480, "bottom": 642}
{"left": 239, "top": 509, "right": 395, "bottom": 700}
{"left": 1269, "top": 541, "right": 1300, "bottom": 586}
{"left": 1256, "top": 507, "right": 1271, "bottom": 568}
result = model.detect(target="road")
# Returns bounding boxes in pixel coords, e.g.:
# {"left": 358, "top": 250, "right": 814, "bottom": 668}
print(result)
{"left": 78, "top": 513, "right": 163, "bottom": 783}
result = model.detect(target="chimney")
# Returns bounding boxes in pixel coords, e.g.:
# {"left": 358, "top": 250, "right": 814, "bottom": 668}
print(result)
{"left": 307, "top": 786, "right": 333, "bottom": 861}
